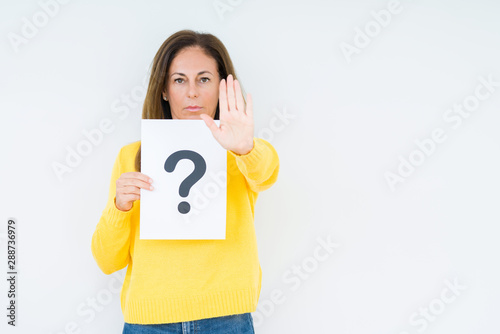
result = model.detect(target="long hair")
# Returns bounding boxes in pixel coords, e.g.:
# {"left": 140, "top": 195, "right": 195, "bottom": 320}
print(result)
{"left": 134, "top": 29, "right": 244, "bottom": 171}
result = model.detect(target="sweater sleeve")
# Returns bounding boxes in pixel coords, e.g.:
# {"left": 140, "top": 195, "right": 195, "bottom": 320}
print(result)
{"left": 229, "top": 138, "right": 280, "bottom": 193}
{"left": 91, "top": 148, "right": 133, "bottom": 275}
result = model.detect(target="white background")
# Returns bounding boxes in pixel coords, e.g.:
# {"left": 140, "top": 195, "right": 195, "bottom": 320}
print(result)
{"left": 1, "top": 0, "right": 499, "bottom": 333}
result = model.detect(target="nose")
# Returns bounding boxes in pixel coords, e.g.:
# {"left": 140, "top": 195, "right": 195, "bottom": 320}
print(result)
{"left": 187, "top": 81, "right": 198, "bottom": 99}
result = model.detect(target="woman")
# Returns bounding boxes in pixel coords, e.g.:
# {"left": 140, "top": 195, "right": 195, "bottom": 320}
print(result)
{"left": 91, "top": 30, "right": 279, "bottom": 333}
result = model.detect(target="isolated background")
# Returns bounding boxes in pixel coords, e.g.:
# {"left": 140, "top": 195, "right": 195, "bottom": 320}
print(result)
{"left": 1, "top": 0, "right": 499, "bottom": 333}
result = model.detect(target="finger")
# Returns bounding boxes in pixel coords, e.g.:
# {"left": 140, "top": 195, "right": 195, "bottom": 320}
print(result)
{"left": 119, "top": 185, "right": 144, "bottom": 195}
{"left": 123, "top": 172, "right": 153, "bottom": 183}
{"left": 118, "top": 178, "right": 153, "bottom": 191}
{"left": 234, "top": 79, "right": 245, "bottom": 113}
{"left": 200, "top": 113, "right": 221, "bottom": 140}
{"left": 139, "top": 173, "right": 153, "bottom": 183}
{"left": 227, "top": 74, "right": 236, "bottom": 111}
{"left": 219, "top": 78, "right": 228, "bottom": 117}
{"left": 118, "top": 174, "right": 153, "bottom": 189}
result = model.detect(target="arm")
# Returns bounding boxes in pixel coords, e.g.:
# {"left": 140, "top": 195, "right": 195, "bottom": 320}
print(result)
{"left": 91, "top": 148, "right": 132, "bottom": 275}
{"left": 229, "top": 138, "right": 280, "bottom": 193}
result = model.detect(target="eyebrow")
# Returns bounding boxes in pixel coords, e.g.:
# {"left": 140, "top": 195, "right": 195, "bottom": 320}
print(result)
{"left": 170, "top": 71, "right": 213, "bottom": 77}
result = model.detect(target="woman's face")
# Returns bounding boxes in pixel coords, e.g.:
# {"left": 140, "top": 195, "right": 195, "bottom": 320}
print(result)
{"left": 163, "top": 46, "right": 220, "bottom": 120}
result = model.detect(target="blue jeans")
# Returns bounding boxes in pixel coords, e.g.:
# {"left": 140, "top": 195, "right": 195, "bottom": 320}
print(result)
{"left": 122, "top": 312, "right": 255, "bottom": 334}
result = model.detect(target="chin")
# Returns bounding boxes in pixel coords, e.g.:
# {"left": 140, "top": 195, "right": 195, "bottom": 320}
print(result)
{"left": 172, "top": 111, "right": 214, "bottom": 120}
{"left": 192, "top": 113, "right": 214, "bottom": 120}
{"left": 172, "top": 113, "right": 199, "bottom": 120}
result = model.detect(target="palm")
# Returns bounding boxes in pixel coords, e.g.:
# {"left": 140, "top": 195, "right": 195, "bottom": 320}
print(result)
{"left": 200, "top": 74, "right": 254, "bottom": 155}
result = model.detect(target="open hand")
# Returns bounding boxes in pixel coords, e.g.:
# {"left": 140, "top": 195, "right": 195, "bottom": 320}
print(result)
{"left": 200, "top": 74, "right": 254, "bottom": 155}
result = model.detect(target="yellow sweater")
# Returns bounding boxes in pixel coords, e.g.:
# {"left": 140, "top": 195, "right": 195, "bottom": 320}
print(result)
{"left": 91, "top": 138, "right": 279, "bottom": 324}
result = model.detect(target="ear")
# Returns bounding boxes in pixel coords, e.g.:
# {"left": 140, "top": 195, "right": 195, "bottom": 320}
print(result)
{"left": 162, "top": 91, "right": 168, "bottom": 101}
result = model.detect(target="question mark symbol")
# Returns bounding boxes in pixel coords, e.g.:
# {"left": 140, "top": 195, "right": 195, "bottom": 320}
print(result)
{"left": 164, "top": 150, "right": 206, "bottom": 214}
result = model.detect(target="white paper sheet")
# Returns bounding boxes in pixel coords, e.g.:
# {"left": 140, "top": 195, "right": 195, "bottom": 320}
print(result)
{"left": 140, "top": 119, "right": 227, "bottom": 239}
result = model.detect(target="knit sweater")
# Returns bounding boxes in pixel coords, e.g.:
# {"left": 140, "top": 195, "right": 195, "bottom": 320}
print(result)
{"left": 91, "top": 137, "right": 279, "bottom": 324}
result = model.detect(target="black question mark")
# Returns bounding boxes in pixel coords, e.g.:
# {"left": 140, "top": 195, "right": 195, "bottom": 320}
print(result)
{"left": 164, "top": 150, "right": 206, "bottom": 214}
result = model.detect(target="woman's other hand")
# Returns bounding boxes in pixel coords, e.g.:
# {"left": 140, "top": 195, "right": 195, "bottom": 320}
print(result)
{"left": 115, "top": 172, "right": 154, "bottom": 211}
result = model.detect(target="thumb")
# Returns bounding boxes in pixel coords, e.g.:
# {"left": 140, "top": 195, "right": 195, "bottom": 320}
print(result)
{"left": 200, "top": 114, "right": 220, "bottom": 139}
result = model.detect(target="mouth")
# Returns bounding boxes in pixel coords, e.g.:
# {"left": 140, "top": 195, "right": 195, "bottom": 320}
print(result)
{"left": 185, "top": 106, "right": 202, "bottom": 112}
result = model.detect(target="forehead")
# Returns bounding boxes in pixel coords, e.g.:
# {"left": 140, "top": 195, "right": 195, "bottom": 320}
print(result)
{"left": 169, "top": 47, "right": 217, "bottom": 74}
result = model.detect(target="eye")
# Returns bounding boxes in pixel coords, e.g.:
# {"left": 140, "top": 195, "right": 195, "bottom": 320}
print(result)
{"left": 174, "top": 78, "right": 184, "bottom": 84}
{"left": 201, "top": 77, "right": 210, "bottom": 83}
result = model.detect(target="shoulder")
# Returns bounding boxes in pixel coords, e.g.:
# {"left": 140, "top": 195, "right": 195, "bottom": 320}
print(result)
{"left": 119, "top": 140, "right": 141, "bottom": 157}
{"left": 114, "top": 141, "right": 141, "bottom": 173}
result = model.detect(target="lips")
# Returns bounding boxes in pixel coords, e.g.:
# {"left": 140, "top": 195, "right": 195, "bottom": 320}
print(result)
{"left": 185, "top": 106, "right": 202, "bottom": 111}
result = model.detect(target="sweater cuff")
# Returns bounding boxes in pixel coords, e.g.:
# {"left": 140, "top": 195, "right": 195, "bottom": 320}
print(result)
{"left": 103, "top": 197, "right": 133, "bottom": 228}
{"left": 228, "top": 138, "right": 263, "bottom": 168}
